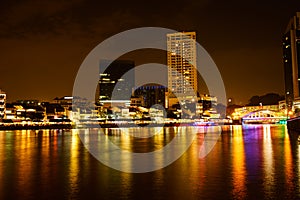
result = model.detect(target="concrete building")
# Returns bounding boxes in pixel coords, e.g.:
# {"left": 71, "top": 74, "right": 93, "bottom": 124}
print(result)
{"left": 283, "top": 12, "right": 300, "bottom": 112}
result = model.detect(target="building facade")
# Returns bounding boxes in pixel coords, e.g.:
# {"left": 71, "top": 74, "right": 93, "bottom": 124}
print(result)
{"left": 167, "top": 32, "right": 197, "bottom": 98}
{"left": 0, "top": 90, "right": 6, "bottom": 119}
{"left": 283, "top": 12, "right": 300, "bottom": 111}
{"left": 99, "top": 60, "right": 135, "bottom": 102}
{"left": 132, "top": 85, "right": 166, "bottom": 108}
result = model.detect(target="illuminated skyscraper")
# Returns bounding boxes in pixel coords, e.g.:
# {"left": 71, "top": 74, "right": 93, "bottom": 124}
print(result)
{"left": 283, "top": 12, "right": 300, "bottom": 111}
{"left": 167, "top": 32, "right": 197, "bottom": 97}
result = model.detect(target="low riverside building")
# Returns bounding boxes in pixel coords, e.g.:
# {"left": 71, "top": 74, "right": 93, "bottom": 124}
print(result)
{"left": 53, "top": 96, "right": 72, "bottom": 110}
{"left": 132, "top": 85, "right": 166, "bottom": 108}
{"left": 42, "top": 102, "right": 65, "bottom": 120}
{"left": 9, "top": 103, "right": 45, "bottom": 121}
{"left": 130, "top": 96, "right": 144, "bottom": 107}
{"left": 5, "top": 103, "right": 16, "bottom": 120}
{"left": 11, "top": 100, "right": 42, "bottom": 120}
{"left": 198, "top": 94, "right": 217, "bottom": 116}
{"left": 167, "top": 94, "right": 218, "bottom": 119}
{"left": 0, "top": 90, "right": 6, "bottom": 119}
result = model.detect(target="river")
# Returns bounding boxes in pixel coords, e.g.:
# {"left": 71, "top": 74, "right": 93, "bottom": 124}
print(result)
{"left": 0, "top": 125, "right": 299, "bottom": 199}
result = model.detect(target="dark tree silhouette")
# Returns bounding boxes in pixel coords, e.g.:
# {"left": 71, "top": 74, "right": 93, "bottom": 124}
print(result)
{"left": 248, "top": 95, "right": 260, "bottom": 106}
{"left": 247, "top": 93, "right": 284, "bottom": 106}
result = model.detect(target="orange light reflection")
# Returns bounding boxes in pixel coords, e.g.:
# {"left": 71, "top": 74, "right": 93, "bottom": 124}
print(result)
{"left": 232, "top": 125, "right": 246, "bottom": 199}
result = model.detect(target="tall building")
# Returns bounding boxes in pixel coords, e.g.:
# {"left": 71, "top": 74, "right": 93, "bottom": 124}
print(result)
{"left": 167, "top": 32, "right": 198, "bottom": 98}
{"left": 98, "top": 60, "right": 135, "bottom": 102}
{"left": 283, "top": 12, "right": 300, "bottom": 111}
{"left": 166, "top": 32, "right": 198, "bottom": 109}
{"left": 0, "top": 90, "right": 6, "bottom": 119}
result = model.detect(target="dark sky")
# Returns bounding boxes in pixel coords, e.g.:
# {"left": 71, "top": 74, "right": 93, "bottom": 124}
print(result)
{"left": 0, "top": 0, "right": 300, "bottom": 104}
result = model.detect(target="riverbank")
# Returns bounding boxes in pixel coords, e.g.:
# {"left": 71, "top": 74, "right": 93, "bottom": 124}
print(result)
{"left": 0, "top": 123, "right": 73, "bottom": 130}
{"left": 0, "top": 119, "right": 233, "bottom": 130}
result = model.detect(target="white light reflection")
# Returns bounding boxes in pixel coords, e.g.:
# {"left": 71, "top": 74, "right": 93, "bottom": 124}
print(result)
{"left": 198, "top": 126, "right": 222, "bottom": 159}
{"left": 69, "top": 131, "right": 80, "bottom": 198}
{"left": 262, "top": 125, "right": 274, "bottom": 194}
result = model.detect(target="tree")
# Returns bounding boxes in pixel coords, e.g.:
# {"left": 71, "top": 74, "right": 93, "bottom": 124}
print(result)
{"left": 260, "top": 93, "right": 284, "bottom": 105}
{"left": 248, "top": 95, "right": 260, "bottom": 106}
{"left": 247, "top": 93, "right": 284, "bottom": 106}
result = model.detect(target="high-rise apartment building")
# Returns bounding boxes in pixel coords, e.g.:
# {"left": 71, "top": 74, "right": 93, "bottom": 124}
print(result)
{"left": 167, "top": 32, "right": 197, "bottom": 100}
{"left": 283, "top": 12, "right": 300, "bottom": 111}
{"left": 0, "top": 90, "right": 6, "bottom": 119}
{"left": 167, "top": 32, "right": 197, "bottom": 108}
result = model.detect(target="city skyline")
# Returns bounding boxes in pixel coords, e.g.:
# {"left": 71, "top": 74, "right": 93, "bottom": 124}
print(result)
{"left": 0, "top": 1, "right": 300, "bottom": 104}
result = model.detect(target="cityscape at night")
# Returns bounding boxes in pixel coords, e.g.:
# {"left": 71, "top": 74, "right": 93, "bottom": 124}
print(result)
{"left": 1, "top": 1, "right": 300, "bottom": 200}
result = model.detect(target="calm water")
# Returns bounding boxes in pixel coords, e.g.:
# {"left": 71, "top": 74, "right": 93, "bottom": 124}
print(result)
{"left": 0, "top": 125, "right": 299, "bottom": 200}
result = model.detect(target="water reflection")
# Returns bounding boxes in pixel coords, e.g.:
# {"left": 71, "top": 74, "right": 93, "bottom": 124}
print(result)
{"left": 262, "top": 125, "right": 274, "bottom": 197}
{"left": 232, "top": 125, "right": 246, "bottom": 199}
{"left": 0, "top": 125, "right": 299, "bottom": 199}
{"left": 78, "top": 127, "right": 198, "bottom": 173}
{"left": 69, "top": 131, "right": 80, "bottom": 199}
{"left": 283, "top": 126, "right": 295, "bottom": 196}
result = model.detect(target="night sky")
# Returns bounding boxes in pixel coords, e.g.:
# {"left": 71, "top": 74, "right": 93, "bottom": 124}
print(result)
{"left": 0, "top": 0, "right": 300, "bottom": 104}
